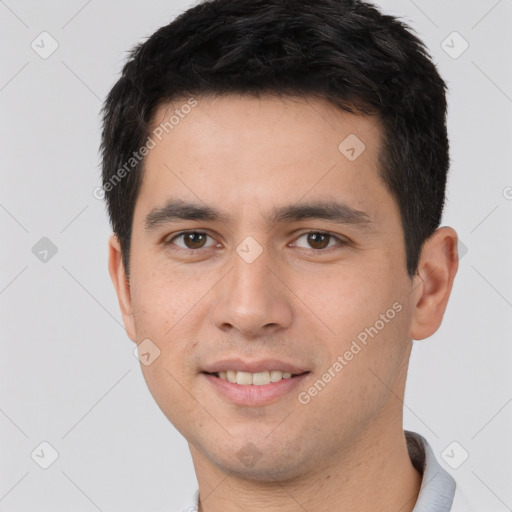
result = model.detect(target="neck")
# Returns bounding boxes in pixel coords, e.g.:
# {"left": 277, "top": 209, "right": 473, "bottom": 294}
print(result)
{"left": 191, "top": 419, "right": 422, "bottom": 512}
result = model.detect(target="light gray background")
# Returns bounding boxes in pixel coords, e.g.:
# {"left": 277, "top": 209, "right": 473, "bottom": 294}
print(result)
{"left": 1, "top": 0, "right": 511, "bottom": 510}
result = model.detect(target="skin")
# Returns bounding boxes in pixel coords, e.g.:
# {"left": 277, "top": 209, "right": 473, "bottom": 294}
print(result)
{"left": 109, "top": 94, "right": 458, "bottom": 512}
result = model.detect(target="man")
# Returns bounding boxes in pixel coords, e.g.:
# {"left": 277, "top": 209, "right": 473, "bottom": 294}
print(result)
{"left": 101, "top": 1, "right": 471, "bottom": 510}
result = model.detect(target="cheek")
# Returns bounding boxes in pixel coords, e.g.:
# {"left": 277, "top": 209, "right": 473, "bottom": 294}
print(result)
{"left": 130, "top": 269, "right": 203, "bottom": 430}
{"left": 128, "top": 263, "right": 218, "bottom": 387}
{"left": 293, "top": 262, "right": 405, "bottom": 340}
{"left": 129, "top": 260, "right": 198, "bottom": 337}
{"left": 295, "top": 262, "right": 413, "bottom": 408}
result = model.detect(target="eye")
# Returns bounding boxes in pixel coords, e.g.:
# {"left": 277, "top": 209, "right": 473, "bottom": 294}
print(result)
{"left": 291, "top": 231, "right": 345, "bottom": 250}
{"left": 166, "top": 231, "right": 217, "bottom": 250}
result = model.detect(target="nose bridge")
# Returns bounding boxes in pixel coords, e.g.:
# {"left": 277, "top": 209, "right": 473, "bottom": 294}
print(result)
{"left": 212, "top": 238, "right": 293, "bottom": 335}
{"left": 228, "top": 241, "right": 275, "bottom": 311}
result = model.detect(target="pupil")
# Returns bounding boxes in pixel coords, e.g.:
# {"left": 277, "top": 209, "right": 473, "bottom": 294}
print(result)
{"left": 308, "top": 233, "right": 329, "bottom": 249}
{"left": 186, "top": 233, "right": 205, "bottom": 248}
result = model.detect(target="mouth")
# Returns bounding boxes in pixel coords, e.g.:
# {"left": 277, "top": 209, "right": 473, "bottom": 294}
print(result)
{"left": 202, "top": 368, "right": 311, "bottom": 406}
{"left": 205, "top": 370, "right": 309, "bottom": 385}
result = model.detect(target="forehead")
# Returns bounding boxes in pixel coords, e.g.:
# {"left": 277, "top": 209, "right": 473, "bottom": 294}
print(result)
{"left": 149, "top": 94, "right": 381, "bottom": 162}
{"left": 136, "top": 94, "right": 392, "bottom": 226}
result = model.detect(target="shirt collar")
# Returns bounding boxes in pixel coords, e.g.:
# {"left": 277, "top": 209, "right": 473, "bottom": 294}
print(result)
{"left": 406, "top": 430, "right": 456, "bottom": 512}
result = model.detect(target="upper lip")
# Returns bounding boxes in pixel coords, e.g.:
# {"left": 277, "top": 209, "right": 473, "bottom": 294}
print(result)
{"left": 202, "top": 358, "right": 309, "bottom": 375}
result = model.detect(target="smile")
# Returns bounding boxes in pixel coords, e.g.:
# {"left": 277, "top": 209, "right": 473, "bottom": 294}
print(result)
{"left": 203, "top": 370, "right": 310, "bottom": 406}
{"left": 210, "top": 370, "right": 302, "bottom": 385}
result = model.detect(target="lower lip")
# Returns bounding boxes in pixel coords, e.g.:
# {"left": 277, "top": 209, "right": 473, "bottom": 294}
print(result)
{"left": 203, "top": 373, "right": 310, "bottom": 406}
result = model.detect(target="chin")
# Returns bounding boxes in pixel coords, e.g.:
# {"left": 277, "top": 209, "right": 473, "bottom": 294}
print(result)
{"left": 197, "top": 436, "right": 314, "bottom": 483}
{"left": 223, "top": 457, "right": 307, "bottom": 483}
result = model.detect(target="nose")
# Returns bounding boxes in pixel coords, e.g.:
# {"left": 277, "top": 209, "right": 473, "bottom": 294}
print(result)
{"left": 211, "top": 244, "right": 294, "bottom": 338}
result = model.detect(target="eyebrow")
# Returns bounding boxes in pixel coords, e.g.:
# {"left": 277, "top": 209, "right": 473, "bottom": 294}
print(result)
{"left": 145, "top": 199, "right": 231, "bottom": 229}
{"left": 144, "top": 198, "right": 374, "bottom": 231}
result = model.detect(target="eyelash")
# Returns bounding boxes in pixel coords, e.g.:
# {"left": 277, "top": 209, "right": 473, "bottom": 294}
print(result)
{"left": 164, "top": 230, "right": 349, "bottom": 254}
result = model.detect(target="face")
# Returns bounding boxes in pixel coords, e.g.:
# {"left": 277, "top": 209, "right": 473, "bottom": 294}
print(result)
{"left": 109, "top": 94, "right": 453, "bottom": 482}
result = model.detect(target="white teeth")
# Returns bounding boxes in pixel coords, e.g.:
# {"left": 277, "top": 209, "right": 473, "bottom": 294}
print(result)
{"left": 252, "top": 371, "right": 270, "bottom": 385}
{"left": 216, "top": 370, "right": 297, "bottom": 385}
{"left": 236, "top": 371, "right": 253, "bottom": 385}
{"left": 270, "top": 370, "right": 283, "bottom": 382}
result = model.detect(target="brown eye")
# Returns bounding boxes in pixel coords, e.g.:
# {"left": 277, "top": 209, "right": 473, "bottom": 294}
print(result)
{"left": 168, "top": 231, "right": 216, "bottom": 250}
{"left": 291, "top": 231, "right": 345, "bottom": 251}
{"left": 183, "top": 232, "right": 207, "bottom": 249}
{"left": 306, "top": 232, "right": 331, "bottom": 249}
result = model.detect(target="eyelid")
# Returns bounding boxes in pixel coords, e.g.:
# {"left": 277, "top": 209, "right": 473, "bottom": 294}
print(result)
{"left": 289, "top": 231, "right": 349, "bottom": 251}
{"left": 164, "top": 230, "right": 218, "bottom": 250}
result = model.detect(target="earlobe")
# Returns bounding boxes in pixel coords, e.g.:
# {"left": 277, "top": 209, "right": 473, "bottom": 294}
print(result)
{"left": 108, "top": 234, "right": 137, "bottom": 342}
{"left": 409, "top": 227, "right": 459, "bottom": 341}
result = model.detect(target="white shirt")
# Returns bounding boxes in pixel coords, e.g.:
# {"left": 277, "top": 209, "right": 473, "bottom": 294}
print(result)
{"left": 405, "top": 431, "right": 473, "bottom": 511}
{"left": 177, "top": 431, "right": 473, "bottom": 512}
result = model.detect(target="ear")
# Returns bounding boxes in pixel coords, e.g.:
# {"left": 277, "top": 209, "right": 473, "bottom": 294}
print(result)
{"left": 108, "top": 234, "right": 137, "bottom": 342}
{"left": 409, "top": 227, "right": 459, "bottom": 340}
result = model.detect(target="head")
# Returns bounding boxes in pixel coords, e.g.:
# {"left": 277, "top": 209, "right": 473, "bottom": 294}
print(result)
{"left": 103, "top": 0, "right": 458, "bottom": 484}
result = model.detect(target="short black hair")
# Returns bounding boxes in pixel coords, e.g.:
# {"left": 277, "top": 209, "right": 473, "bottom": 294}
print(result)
{"left": 100, "top": 0, "right": 449, "bottom": 276}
